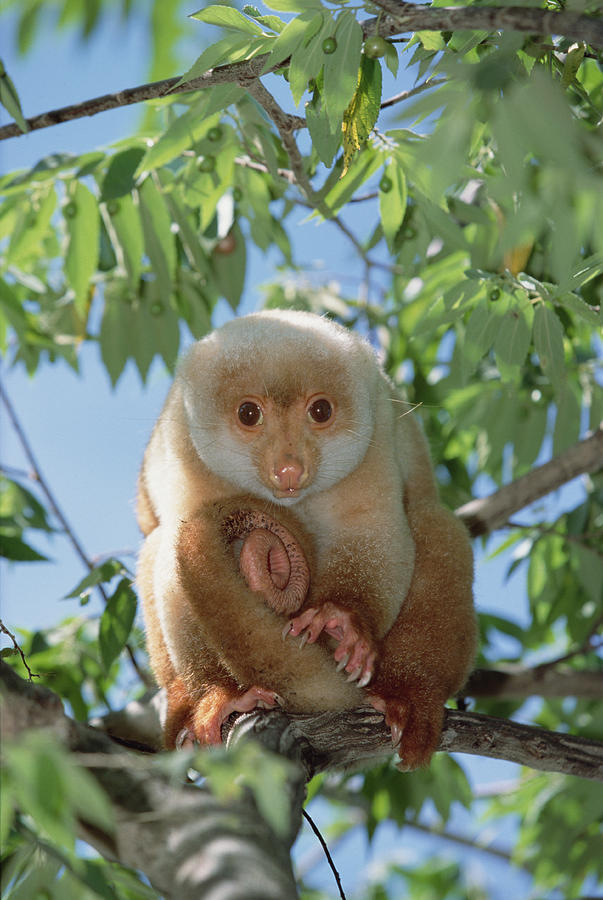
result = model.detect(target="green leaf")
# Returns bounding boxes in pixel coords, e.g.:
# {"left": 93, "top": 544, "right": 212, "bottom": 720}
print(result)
{"left": 306, "top": 90, "right": 341, "bottom": 168}
{"left": 133, "top": 283, "right": 182, "bottom": 380}
{"left": 253, "top": 14, "right": 286, "bottom": 33}
{"left": 493, "top": 298, "right": 533, "bottom": 367}
{"left": 561, "top": 42, "right": 585, "bottom": 88}
{"left": 288, "top": 12, "right": 330, "bottom": 105}
{"left": 137, "top": 176, "right": 176, "bottom": 300}
{"left": 136, "top": 96, "right": 225, "bottom": 174}
{"left": 103, "top": 193, "right": 144, "bottom": 285}
{"left": 262, "top": 9, "right": 319, "bottom": 73}
{"left": 177, "top": 35, "right": 261, "bottom": 88}
{"left": 574, "top": 544, "right": 602, "bottom": 606}
{"left": 262, "top": 0, "right": 322, "bottom": 10}
{"left": 191, "top": 5, "right": 264, "bottom": 34}
{"left": 65, "top": 559, "right": 126, "bottom": 599}
{"left": 533, "top": 304, "right": 566, "bottom": 394}
{"left": 416, "top": 31, "right": 446, "bottom": 52}
{"left": 212, "top": 222, "right": 246, "bottom": 309}
{"left": 0, "top": 59, "right": 29, "bottom": 132}
{"left": 64, "top": 181, "right": 100, "bottom": 315}
{"left": 341, "top": 55, "right": 382, "bottom": 176}
{"left": 0, "top": 533, "right": 48, "bottom": 562}
{"left": 557, "top": 291, "right": 600, "bottom": 326}
{"left": 99, "top": 283, "right": 137, "bottom": 385}
{"left": 319, "top": 145, "right": 381, "bottom": 218}
{"left": 5, "top": 732, "right": 114, "bottom": 851}
{"left": 182, "top": 142, "right": 237, "bottom": 232}
{"left": 98, "top": 578, "right": 137, "bottom": 672}
{"left": 7, "top": 185, "right": 56, "bottom": 265}
{"left": 379, "top": 160, "right": 407, "bottom": 252}
{"left": 165, "top": 191, "right": 210, "bottom": 274}
{"left": 323, "top": 11, "right": 363, "bottom": 130}
{"left": 100, "top": 147, "right": 145, "bottom": 201}
{"left": 383, "top": 38, "right": 399, "bottom": 77}
{"left": 553, "top": 384, "right": 581, "bottom": 456}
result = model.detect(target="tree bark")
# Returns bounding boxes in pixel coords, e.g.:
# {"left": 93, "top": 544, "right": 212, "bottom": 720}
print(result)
{"left": 457, "top": 426, "right": 603, "bottom": 537}
{"left": 0, "top": 661, "right": 302, "bottom": 900}
{"left": 4, "top": 662, "right": 602, "bottom": 783}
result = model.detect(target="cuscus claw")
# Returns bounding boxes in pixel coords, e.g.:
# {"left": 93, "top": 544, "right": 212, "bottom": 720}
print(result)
{"left": 336, "top": 652, "right": 350, "bottom": 672}
{"left": 284, "top": 602, "right": 377, "bottom": 687}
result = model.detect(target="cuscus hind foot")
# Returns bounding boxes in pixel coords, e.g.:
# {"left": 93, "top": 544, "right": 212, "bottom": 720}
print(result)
{"left": 283, "top": 601, "right": 376, "bottom": 688}
{"left": 176, "top": 684, "right": 283, "bottom": 748}
{"left": 368, "top": 692, "right": 445, "bottom": 771}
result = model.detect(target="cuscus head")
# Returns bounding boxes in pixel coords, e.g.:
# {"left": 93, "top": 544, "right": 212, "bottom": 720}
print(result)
{"left": 180, "top": 310, "right": 382, "bottom": 503}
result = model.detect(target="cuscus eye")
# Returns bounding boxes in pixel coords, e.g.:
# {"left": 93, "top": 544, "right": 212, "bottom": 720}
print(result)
{"left": 307, "top": 397, "right": 333, "bottom": 424}
{"left": 238, "top": 401, "right": 263, "bottom": 427}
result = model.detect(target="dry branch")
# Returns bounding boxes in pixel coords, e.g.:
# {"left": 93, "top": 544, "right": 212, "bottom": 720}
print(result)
{"left": 2, "top": 2, "right": 602, "bottom": 142}
{"left": 4, "top": 662, "right": 601, "bottom": 782}
{"left": 457, "top": 425, "right": 603, "bottom": 537}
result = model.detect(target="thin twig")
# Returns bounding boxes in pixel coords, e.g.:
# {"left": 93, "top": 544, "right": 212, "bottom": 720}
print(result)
{"left": 0, "top": 381, "right": 150, "bottom": 687}
{"left": 243, "top": 77, "right": 389, "bottom": 271}
{"left": 302, "top": 808, "right": 347, "bottom": 900}
{"left": 0, "top": 380, "right": 92, "bottom": 571}
{"left": 0, "top": 618, "right": 40, "bottom": 680}
{"left": 380, "top": 75, "right": 447, "bottom": 111}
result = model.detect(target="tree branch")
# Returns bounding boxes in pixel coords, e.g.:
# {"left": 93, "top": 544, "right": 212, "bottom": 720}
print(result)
{"left": 228, "top": 705, "right": 603, "bottom": 781}
{"left": 456, "top": 425, "right": 603, "bottom": 537}
{"left": 0, "top": 55, "right": 274, "bottom": 143}
{"left": 7, "top": 660, "right": 598, "bottom": 781}
{"left": 372, "top": 1, "right": 603, "bottom": 50}
{"left": 2, "top": 3, "right": 601, "bottom": 143}
{"left": 464, "top": 666, "right": 603, "bottom": 701}
{"left": 0, "top": 661, "right": 303, "bottom": 900}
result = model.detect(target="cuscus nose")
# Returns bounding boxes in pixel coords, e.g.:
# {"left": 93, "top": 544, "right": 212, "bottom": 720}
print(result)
{"left": 272, "top": 460, "right": 306, "bottom": 492}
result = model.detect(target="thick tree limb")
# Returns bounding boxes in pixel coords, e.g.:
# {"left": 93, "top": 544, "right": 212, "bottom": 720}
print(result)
{"left": 457, "top": 425, "right": 603, "bottom": 537}
{"left": 373, "top": 1, "right": 603, "bottom": 49}
{"left": 464, "top": 666, "right": 603, "bottom": 701}
{"left": 0, "top": 661, "right": 302, "bottom": 900}
{"left": 229, "top": 706, "right": 603, "bottom": 781}
{"left": 5, "top": 662, "right": 601, "bottom": 783}
{"left": 1, "top": 3, "right": 602, "bottom": 143}
{"left": 94, "top": 666, "right": 603, "bottom": 753}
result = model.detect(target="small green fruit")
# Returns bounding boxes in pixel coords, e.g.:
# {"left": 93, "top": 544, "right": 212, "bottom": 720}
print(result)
{"left": 198, "top": 155, "right": 216, "bottom": 173}
{"left": 107, "top": 200, "right": 120, "bottom": 216}
{"left": 207, "top": 126, "right": 223, "bottom": 142}
{"left": 364, "top": 35, "right": 390, "bottom": 59}
{"left": 322, "top": 37, "right": 337, "bottom": 55}
{"left": 489, "top": 288, "right": 501, "bottom": 301}
{"left": 64, "top": 202, "right": 77, "bottom": 218}
{"left": 379, "top": 174, "right": 393, "bottom": 193}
